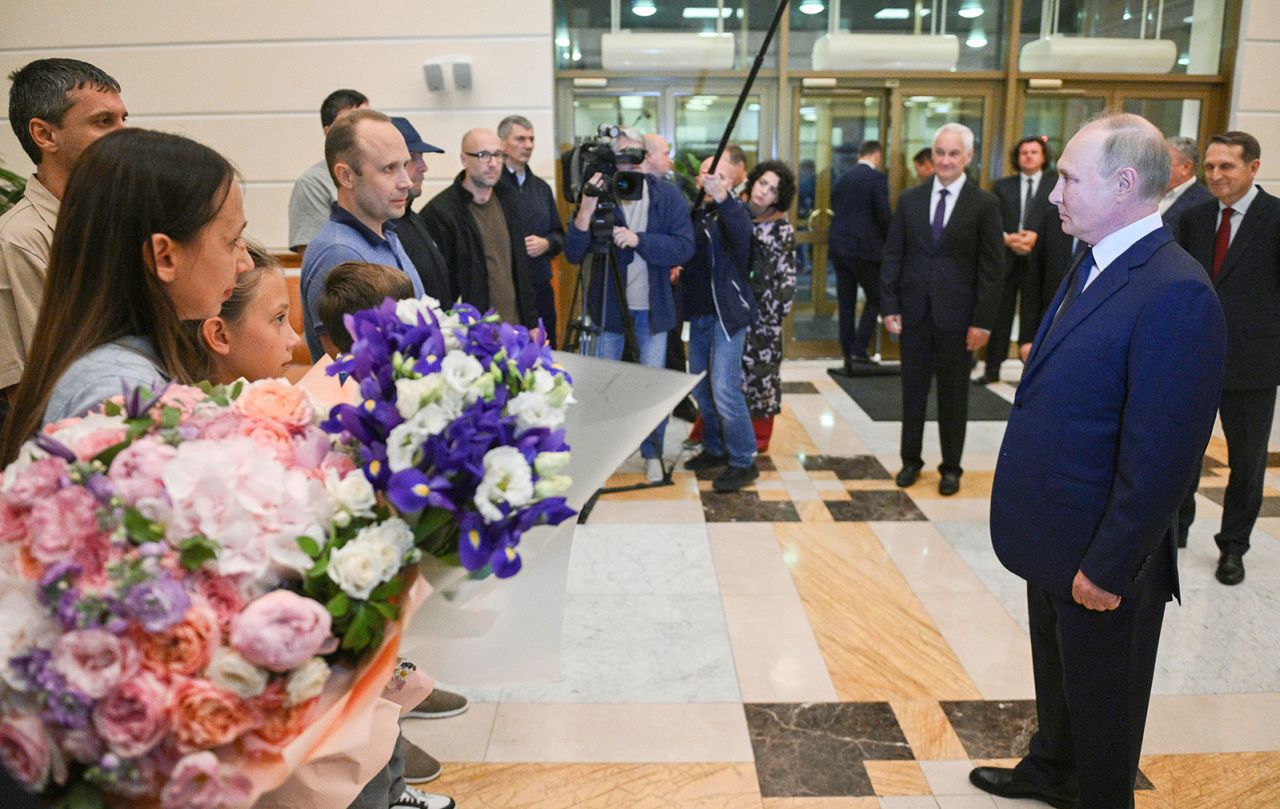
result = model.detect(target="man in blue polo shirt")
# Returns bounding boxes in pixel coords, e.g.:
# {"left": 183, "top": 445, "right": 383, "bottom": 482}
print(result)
{"left": 300, "top": 108, "right": 425, "bottom": 360}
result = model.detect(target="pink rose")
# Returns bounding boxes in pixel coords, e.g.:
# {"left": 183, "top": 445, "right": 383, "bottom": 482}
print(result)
{"left": 169, "top": 679, "right": 259, "bottom": 753}
{"left": 52, "top": 629, "right": 139, "bottom": 700}
{"left": 160, "top": 751, "right": 252, "bottom": 809}
{"left": 230, "top": 591, "right": 334, "bottom": 673}
{"left": 59, "top": 728, "right": 104, "bottom": 765}
{"left": 0, "top": 499, "right": 28, "bottom": 544}
{"left": 157, "top": 384, "right": 208, "bottom": 418}
{"left": 238, "top": 417, "right": 295, "bottom": 464}
{"left": 291, "top": 426, "right": 332, "bottom": 471}
{"left": 108, "top": 439, "right": 177, "bottom": 506}
{"left": 27, "top": 486, "right": 110, "bottom": 568}
{"left": 319, "top": 451, "right": 357, "bottom": 478}
{"left": 235, "top": 380, "right": 314, "bottom": 431}
{"left": 3, "top": 456, "right": 68, "bottom": 509}
{"left": 93, "top": 670, "right": 171, "bottom": 758}
{"left": 192, "top": 574, "right": 246, "bottom": 632}
{"left": 239, "top": 681, "right": 317, "bottom": 757}
{"left": 137, "top": 604, "right": 221, "bottom": 677}
{"left": 188, "top": 408, "right": 242, "bottom": 440}
{"left": 44, "top": 415, "right": 127, "bottom": 461}
{"left": 0, "top": 714, "right": 64, "bottom": 790}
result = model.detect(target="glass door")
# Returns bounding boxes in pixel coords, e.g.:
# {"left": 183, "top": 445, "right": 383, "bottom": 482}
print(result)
{"left": 787, "top": 91, "right": 887, "bottom": 358}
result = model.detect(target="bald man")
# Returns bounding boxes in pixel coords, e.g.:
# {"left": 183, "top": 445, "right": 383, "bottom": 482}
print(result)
{"left": 421, "top": 127, "right": 538, "bottom": 327}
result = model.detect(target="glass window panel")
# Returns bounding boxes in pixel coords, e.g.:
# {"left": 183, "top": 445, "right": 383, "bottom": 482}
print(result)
{"left": 1019, "top": 0, "right": 1227, "bottom": 76}
{"left": 1022, "top": 96, "right": 1108, "bottom": 164}
{"left": 1123, "top": 97, "right": 1202, "bottom": 138}
{"left": 674, "top": 94, "right": 761, "bottom": 165}
{"left": 901, "top": 95, "right": 986, "bottom": 182}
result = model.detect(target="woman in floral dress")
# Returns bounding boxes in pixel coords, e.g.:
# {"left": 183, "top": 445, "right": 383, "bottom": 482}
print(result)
{"left": 741, "top": 160, "right": 797, "bottom": 451}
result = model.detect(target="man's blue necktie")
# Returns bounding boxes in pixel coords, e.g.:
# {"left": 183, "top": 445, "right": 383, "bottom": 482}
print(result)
{"left": 932, "top": 187, "right": 949, "bottom": 245}
{"left": 1047, "top": 248, "right": 1094, "bottom": 336}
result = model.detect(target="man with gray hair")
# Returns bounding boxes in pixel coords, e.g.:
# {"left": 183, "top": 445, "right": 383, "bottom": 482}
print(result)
{"left": 881, "top": 121, "right": 1003, "bottom": 496}
{"left": 1159, "top": 135, "right": 1212, "bottom": 231}
{"left": 499, "top": 114, "right": 564, "bottom": 345}
{"left": 973, "top": 113, "right": 1225, "bottom": 808}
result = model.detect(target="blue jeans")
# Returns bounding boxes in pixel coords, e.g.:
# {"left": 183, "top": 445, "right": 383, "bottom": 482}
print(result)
{"left": 596, "top": 309, "right": 669, "bottom": 460}
{"left": 688, "top": 315, "right": 756, "bottom": 467}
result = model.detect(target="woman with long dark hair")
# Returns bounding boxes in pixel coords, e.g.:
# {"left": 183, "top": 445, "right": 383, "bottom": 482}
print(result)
{"left": 1, "top": 128, "right": 251, "bottom": 463}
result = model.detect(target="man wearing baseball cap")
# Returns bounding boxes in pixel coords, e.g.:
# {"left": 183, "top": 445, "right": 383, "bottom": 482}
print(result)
{"left": 389, "top": 116, "right": 452, "bottom": 304}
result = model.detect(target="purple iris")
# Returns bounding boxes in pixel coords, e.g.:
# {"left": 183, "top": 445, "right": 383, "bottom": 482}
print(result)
{"left": 123, "top": 575, "right": 191, "bottom": 632}
{"left": 386, "top": 469, "right": 455, "bottom": 514}
{"left": 33, "top": 433, "right": 77, "bottom": 463}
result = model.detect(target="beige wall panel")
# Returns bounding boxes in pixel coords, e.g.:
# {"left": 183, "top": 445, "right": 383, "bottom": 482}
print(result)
{"left": 1245, "top": 0, "right": 1280, "bottom": 42}
{"left": 0, "top": 1, "right": 550, "bottom": 48}
{"left": 1232, "top": 113, "right": 1280, "bottom": 167}
{"left": 0, "top": 38, "right": 552, "bottom": 117}
{"left": 240, "top": 183, "right": 293, "bottom": 251}
{"left": 1235, "top": 41, "right": 1280, "bottom": 113}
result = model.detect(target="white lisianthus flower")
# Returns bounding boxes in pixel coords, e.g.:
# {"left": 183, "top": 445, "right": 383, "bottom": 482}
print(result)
{"left": 534, "top": 474, "right": 572, "bottom": 500}
{"left": 473, "top": 446, "right": 535, "bottom": 522}
{"left": 205, "top": 647, "right": 269, "bottom": 699}
{"left": 441, "top": 352, "right": 484, "bottom": 396}
{"left": 353, "top": 518, "right": 415, "bottom": 578}
{"left": 534, "top": 451, "right": 571, "bottom": 477}
{"left": 506, "top": 390, "right": 565, "bottom": 433}
{"left": 285, "top": 656, "right": 331, "bottom": 706}
{"left": 436, "top": 311, "right": 464, "bottom": 351}
{"left": 395, "top": 295, "right": 443, "bottom": 326}
{"left": 327, "top": 540, "right": 392, "bottom": 600}
{"left": 394, "top": 375, "right": 446, "bottom": 420}
{"left": 325, "top": 469, "right": 377, "bottom": 519}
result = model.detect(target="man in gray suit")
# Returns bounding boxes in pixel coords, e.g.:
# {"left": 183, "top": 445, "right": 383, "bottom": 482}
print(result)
{"left": 1159, "top": 136, "right": 1213, "bottom": 232}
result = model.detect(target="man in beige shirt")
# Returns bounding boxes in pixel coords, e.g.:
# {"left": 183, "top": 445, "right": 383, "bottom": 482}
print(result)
{"left": 0, "top": 58, "right": 127, "bottom": 396}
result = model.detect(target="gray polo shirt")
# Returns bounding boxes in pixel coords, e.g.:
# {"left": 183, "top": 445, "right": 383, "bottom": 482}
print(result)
{"left": 44, "top": 336, "right": 168, "bottom": 424}
{"left": 288, "top": 160, "right": 337, "bottom": 251}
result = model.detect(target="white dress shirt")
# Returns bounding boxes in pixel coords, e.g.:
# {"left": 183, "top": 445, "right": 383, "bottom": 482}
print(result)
{"left": 1157, "top": 176, "right": 1197, "bottom": 216}
{"left": 1084, "top": 212, "right": 1164, "bottom": 291}
{"left": 931, "top": 173, "right": 967, "bottom": 228}
{"left": 1218, "top": 184, "right": 1259, "bottom": 246}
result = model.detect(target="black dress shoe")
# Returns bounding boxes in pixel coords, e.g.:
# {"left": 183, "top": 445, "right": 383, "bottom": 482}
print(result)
{"left": 968, "top": 767, "right": 1078, "bottom": 809}
{"left": 973, "top": 375, "right": 998, "bottom": 386}
{"left": 895, "top": 464, "right": 922, "bottom": 488}
{"left": 1216, "top": 552, "right": 1245, "bottom": 585}
{"left": 938, "top": 471, "right": 961, "bottom": 496}
{"left": 850, "top": 353, "right": 877, "bottom": 366}
{"left": 684, "top": 451, "right": 728, "bottom": 471}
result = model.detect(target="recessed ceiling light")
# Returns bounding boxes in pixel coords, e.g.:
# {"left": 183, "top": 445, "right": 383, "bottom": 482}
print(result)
{"left": 632, "top": 0, "right": 657, "bottom": 18}
{"left": 874, "top": 8, "right": 910, "bottom": 20}
{"left": 798, "top": 0, "right": 825, "bottom": 15}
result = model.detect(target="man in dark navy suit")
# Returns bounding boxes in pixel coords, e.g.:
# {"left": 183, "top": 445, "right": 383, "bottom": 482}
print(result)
{"left": 1017, "top": 203, "right": 1078, "bottom": 362}
{"left": 830, "top": 139, "right": 892, "bottom": 371}
{"left": 1159, "top": 135, "right": 1213, "bottom": 232}
{"left": 972, "top": 114, "right": 1226, "bottom": 809}
{"left": 980, "top": 136, "right": 1056, "bottom": 383}
{"left": 881, "top": 123, "right": 1003, "bottom": 496}
{"left": 1174, "top": 130, "right": 1280, "bottom": 586}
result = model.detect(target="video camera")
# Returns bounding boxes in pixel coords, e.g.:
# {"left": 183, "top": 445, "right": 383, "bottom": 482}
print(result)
{"left": 561, "top": 123, "right": 647, "bottom": 222}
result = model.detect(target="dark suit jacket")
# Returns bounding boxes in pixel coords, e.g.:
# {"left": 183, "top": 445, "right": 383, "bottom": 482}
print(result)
{"left": 1018, "top": 205, "right": 1077, "bottom": 344}
{"left": 993, "top": 171, "right": 1057, "bottom": 234}
{"left": 392, "top": 208, "right": 453, "bottom": 304}
{"left": 830, "top": 163, "right": 891, "bottom": 262}
{"left": 881, "top": 179, "right": 1003, "bottom": 333}
{"left": 1161, "top": 182, "right": 1213, "bottom": 232}
{"left": 500, "top": 165, "right": 565, "bottom": 286}
{"left": 992, "top": 226, "right": 1226, "bottom": 605}
{"left": 1175, "top": 186, "right": 1280, "bottom": 390}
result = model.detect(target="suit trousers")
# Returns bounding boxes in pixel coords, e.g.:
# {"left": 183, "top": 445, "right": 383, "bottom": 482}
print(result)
{"left": 832, "top": 255, "right": 881, "bottom": 359}
{"left": 1179, "top": 387, "right": 1276, "bottom": 554}
{"left": 1015, "top": 584, "right": 1165, "bottom": 809}
{"left": 535, "top": 277, "right": 558, "bottom": 349}
{"left": 898, "top": 316, "right": 970, "bottom": 475}
{"left": 982, "top": 255, "right": 1026, "bottom": 378}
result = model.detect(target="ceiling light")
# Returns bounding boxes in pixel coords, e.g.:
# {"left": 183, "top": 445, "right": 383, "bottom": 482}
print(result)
{"left": 798, "top": 0, "right": 825, "bottom": 15}
{"left": 684, "top": 7, "right": 733, "bottom": 18}
{"left": 555, "top": 35, "right": 571, "bottom": 47}
{"left": 966, "top": 26, "right": 988, "bottom": 48}
{"left": 959, "top": 1, "right": 984, "bottom": 19}
{"left": 874, "top": 8, "right": 910, "bottom": 20}
{"left": 632, "top": 0, "right": 657, "bottom": 18}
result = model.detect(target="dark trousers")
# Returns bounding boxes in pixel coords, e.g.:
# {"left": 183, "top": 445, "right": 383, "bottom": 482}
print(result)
{"left": 1178, "top": 387, "right": 1276, "bottom": 554}
{"left": 535, "top": 279, "right": 558, "bottom": 349}
{"left": 982, "top": 256, "right": 1026, "bottom": 378}
{"left": 899, "top": 317, "right": 970, "bottom": 475}
{"left": 1016, "top": 583, "right": 1165, "bottom": 809}
{"left": 833, "top": 255, "right": 881, "bottom": 359}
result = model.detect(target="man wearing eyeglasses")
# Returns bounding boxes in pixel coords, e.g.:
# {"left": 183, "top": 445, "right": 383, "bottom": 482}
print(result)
{"left": 420, "top": 127, "right": 538, "bottom": 328}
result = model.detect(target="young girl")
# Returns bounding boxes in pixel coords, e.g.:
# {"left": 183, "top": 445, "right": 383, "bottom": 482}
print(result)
{"left": 193, "top": 241, "right": 302, "bottom": 384}
{"left": 1, "top": 128, "right": 251, "bottom": 464}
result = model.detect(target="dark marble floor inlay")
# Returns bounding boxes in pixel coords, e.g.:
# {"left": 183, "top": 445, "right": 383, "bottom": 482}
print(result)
{"left": 941, "top": 700, "right": 1153, "bottom": 790}
{"left": 801, "top": 454, "right": 893, "bottom": 480}
{"left": 781, "top": 381, "right": 820, "bottom": 394}
{"left": 1199, "top": 487, "right": 1280, "bottom": 517}
{"left": 744, "top": 702, "right": 912, "bottom": 798}
{"left": 826, "top": 490, "right": 926, "bottom": 522}
{"left": 1202, "top": 455, "right": 1227, "bottom": 472}
{"left": 690, "top": 454, "right": 776, "bottom": 481}
{"left": 699, "top": 491, "right": 800, "bottom": 523}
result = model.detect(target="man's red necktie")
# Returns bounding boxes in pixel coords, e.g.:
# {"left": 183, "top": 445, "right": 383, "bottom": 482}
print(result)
{"left": 1211, "top": 207, "right": 1235, "bottom": 281}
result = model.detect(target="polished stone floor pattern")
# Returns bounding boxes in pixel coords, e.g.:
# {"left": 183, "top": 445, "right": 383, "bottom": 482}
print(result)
{"left": 406, "top": 361, "right": 1280, "bottom": 808}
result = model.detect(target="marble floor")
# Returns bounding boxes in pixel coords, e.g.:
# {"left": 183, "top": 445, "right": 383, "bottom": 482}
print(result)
{"left": 405, "top": 360, "right": 1280, "bottom": 808}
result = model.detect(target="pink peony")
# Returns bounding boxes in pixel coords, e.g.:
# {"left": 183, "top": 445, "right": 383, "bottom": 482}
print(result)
{"left": 159, "top": 751, "right": 253, "bottom": 809}
{"left": 235, "top": 380, "right": 314, "bottom": 431}
{"left": 27, "top": 486, "right": 110, "bottom": 567}
{"left": 2, "top": 456, "right": 68, "bottom": 509}
{"left": 191, "top": 574, "right": 246, "bottom": 632}
{"left": 136, "top": 604, "right": 220, "bottom": 677}
{"left": 188, "top": 408, "right": 243, "bottom": 440}
{"left": 0, "top": 714, "right": 64, "bottom": 791}
{"left": 291, "top": 425, "right": 332, "bottom": 472}
{"left": 169, "top": 679, "right": 259, "bottom": 752}
{"left": 157, "top": 384, "right": 208, "bottom": 418}
{"left": 108, "top": 438, "right": 177, "bottom": 506}
{"left": 230, "top": 591, "right": 334, "bottom": 673}
{"left": 59, "top": 728, "right": 104, "bottom": 765}
{"left": 319, "top": 451, "right": 357, "bottom": 478}
{"left": 52, "top": 629, "right": 139, "bottom": 700}
{"left": 0, "top": 499, "right": 28, "bottom": 544}
{"left": 238, "top": 417, "right": 295, "bottom": 464}
{"left": 44, "top": 413, "right": 128, "bottom": 461}
{"left": 93, "top": 669, "right": 171, "bottom": 758}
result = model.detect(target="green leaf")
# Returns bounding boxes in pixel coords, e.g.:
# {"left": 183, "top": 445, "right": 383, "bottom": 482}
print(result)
{"left": 296, "top": 535, "right": 322, "bottom": 559}
{"left": 122, "top": 507, "right": 165, "bottom": 544}
{"left": 371, "top": 601, "right": 398, "bottom": 620}
{"left": 59, "top": 780, "right": 106, "bottom": 809}
{"left": 342, "top": 604, "right": 376, "bottom": 652}
{"left": 102, "top": 401, "right": 122, "bottom": 417}
{"left": 178, "top": 536, "right": 220, "bottom": 571}
{"left": 307, "top": 556, "right": 330, "bottom": 579}
{"left": 326, "top": 591, "right": 351, "bottom": 618}
{"left": 369, "top": 576, "right": 405, "bottom": 601}
{"left": 160, "top": 406, "right": 181, "bottom": 429}
{"left": 229, "top": 379, "right": 244, "bottom": 400}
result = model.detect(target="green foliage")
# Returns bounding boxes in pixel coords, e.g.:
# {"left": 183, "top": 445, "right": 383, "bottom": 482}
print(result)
{"left": 177, "top": 536, "right": 221, "bottom": 571}
{"left": 0, "top": 165, "right": 25, "bottom": 218}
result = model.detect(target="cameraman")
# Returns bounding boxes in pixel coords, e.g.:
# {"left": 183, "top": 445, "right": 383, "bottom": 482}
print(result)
{"left": 564, "top": 127, "right": 694, "bottom": 482}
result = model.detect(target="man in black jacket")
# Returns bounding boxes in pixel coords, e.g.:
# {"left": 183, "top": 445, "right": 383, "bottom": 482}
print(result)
{"left": 499, "top": 115, "right": 565, "bottom": 345}
{"left": 980, "top": 136, "right": 1056, "bottom": 384}
{"left": 1175, "top": 130, "right": 1280, "bottom": 586}
{"left": 882, "top": 123, "right": 1003, "bottom": 496}
{"left": 1160, "top": 135, "right": 1213, "bottom": 232}
{"left": 388, "top": 117, "right": 451, "bottom": 304}
{"left": 829, "top": 139, "right": 891, "bottom": 370}
{"left": 420, "top": 128, "right": 538, "bottom": 328}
